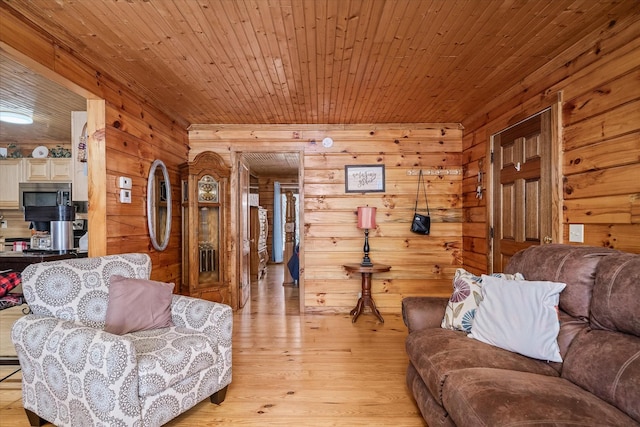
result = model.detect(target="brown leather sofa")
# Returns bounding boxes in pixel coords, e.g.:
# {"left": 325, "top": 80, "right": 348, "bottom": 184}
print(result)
{"left": 402, "top": 244, "right": 640, "bottom": 426}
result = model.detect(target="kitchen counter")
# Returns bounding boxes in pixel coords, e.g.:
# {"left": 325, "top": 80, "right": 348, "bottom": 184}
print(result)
{"left": 0, "top": 251, "right": 88, "bottom": 273}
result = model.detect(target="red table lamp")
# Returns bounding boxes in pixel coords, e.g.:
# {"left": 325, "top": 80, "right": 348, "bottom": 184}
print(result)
{"left": 357, "top": 206, "right": 376, "bottom": 267}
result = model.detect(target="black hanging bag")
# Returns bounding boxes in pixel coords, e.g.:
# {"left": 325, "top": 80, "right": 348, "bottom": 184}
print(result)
{"left": 410, "top": 170, "right": 431, "bottom": 235}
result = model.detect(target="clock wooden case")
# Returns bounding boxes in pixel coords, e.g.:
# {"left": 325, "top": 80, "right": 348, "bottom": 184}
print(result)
{"left": 179, "top": 151, "right": 231, "bottom": 303}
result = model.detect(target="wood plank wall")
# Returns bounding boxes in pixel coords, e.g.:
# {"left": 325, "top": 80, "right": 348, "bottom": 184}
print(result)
{"left": 189, "top": 125, "right": 462, "bottom": 314}
{"left": 461, "top": 16, "right": 640, "bottom": 273}
{"left": 0, "top": 7, "right": 189, "bottom": 285}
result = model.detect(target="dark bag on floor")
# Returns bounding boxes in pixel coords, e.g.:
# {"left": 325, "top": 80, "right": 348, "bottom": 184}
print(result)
{"left": 411, "top": 170, "right": 431, "bottom": 235}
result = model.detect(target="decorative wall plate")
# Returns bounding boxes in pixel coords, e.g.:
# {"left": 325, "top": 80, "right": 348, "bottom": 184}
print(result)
{"left": 32, "top": 146, "right": 49, "bottom": 158}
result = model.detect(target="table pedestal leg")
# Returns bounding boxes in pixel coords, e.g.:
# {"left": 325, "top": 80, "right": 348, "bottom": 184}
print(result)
{"left": 351, "top": 272, "right": 384, "bottom": 323}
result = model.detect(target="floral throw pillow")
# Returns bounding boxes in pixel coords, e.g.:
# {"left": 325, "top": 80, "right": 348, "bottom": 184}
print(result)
{"left": 440, "top": 268, "right": 524, "bottom": 332}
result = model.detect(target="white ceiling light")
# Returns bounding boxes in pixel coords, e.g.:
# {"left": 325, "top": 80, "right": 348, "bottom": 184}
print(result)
{"left": 0, "top": 111, "right": 33, "bottom": 124}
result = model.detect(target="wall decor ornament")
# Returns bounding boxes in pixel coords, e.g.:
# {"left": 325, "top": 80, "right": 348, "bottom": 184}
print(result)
{"left": 345, "top": 165, "right": 385, "bottom": 193}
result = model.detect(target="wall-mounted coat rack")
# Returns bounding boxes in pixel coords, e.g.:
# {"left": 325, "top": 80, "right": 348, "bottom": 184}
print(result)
{"left": 406, "top": 168, "right": 462, "bottom": 176}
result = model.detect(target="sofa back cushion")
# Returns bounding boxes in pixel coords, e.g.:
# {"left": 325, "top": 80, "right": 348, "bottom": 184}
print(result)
{"left": 21, "top": 253, "right": 151, "bottom": 328}
{"left": 590, "top": 253, "right": 640, "bottom": 335}
{"left": 562, "top": 330, "right": 640, "bottom": 423}
{"left": 504, "top": 244, "right": 618, "bottom": 320}
{"left": 562, "top": 252, "right": 640, "bottom": 423}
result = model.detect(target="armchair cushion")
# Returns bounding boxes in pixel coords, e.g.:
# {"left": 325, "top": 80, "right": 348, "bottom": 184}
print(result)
{"left": 104, "top": 275, "right": 174, "bottom": 335}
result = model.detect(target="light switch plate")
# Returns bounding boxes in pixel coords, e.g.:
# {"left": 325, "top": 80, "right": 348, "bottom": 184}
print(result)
{"left": 118, "top": 176, "right": 132, "bottom": 189}
{"left": 120, "top": 189, "right": 132, "bottom": 203}
{"left": 569, "top": 224, "right": 584, "bottom": 243}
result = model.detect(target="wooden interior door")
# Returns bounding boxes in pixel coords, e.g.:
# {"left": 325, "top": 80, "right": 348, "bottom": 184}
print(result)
{"left": 238, "top": 158, "right": 251, "bottom": 308}
{"left": 492, "top": 109, "right": 554, "bottom": 271}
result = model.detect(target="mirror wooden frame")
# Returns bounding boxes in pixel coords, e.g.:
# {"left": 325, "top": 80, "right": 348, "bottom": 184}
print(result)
{"left": 147, "top": 159, "right": 171, "bottom": 251}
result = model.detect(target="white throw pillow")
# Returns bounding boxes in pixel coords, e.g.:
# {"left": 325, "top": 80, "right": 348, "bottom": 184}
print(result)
{"left": 468, "top": 275, "right": 566, "bottom": 362}
{"left": 441, "top": 268, "right": 524, "bottom": 332}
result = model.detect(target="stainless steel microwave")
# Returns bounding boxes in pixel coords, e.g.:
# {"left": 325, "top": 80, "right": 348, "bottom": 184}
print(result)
{"left": 19, "top": 182, "right": 72, "bottom": 210}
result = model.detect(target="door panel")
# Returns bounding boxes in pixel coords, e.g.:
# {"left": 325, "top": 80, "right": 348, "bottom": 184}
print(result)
{"left": 492, "top": 109, "right": 553, "bottom": 271}
{"left": 238, "top": 158, "right": 251, "bottom": 308}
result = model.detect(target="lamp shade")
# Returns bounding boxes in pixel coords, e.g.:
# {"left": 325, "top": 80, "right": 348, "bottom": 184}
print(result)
{"left": 357, "top": 206, "right": 376, "bottom": 229}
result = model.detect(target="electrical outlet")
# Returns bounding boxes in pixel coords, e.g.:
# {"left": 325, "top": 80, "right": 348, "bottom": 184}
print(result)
{"left": 0, "top": 220, "right": 7, "bottom": 229}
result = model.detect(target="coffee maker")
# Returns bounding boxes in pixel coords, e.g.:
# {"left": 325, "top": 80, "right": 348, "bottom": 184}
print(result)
{"left": 24, "top": 205, "right": 76, "bottom": 253}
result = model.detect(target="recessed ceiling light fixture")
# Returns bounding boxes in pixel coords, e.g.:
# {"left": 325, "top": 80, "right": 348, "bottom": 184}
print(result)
{"left": 0, "top": 111, "right": 33, "bottom": 124}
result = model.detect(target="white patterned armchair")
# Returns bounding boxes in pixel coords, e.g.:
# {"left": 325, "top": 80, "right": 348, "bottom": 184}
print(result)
{"left": 11, "top": 253, "right": 232, "bottom": 427}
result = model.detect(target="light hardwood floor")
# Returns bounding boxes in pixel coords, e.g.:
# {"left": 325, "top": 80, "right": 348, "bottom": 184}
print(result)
{"left": 0, "top": 264, "right": 425, "bottom": 426}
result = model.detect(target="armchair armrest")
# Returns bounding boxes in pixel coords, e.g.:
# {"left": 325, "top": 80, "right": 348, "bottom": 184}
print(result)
{"left": 11, "top": 315, "right": 141, "bottom": 425}
{"left": 402, "top": 296, "right": 449, "bottom": 333}
{"left": 170, "top": 295, "right": 233, "bottom": 378}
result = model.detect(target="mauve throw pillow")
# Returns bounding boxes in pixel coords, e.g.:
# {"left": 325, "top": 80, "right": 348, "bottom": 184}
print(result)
{"left": 104, "top": 275, "right": 175, "bottom": 335}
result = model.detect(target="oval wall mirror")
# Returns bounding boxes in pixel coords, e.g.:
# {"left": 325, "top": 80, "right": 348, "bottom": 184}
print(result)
{"left": 147, "top": 159, "right": 171, "bottom": 251}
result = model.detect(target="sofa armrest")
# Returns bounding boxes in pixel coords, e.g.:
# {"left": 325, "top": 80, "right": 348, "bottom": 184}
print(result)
{"left": 11, "top": 315, "right": 141, "bottom": 425}
{"left": 170, "top": 295, "right": 233, "bottom": 378}
{"left": 402, "top": 296, "right": 449, "bottom": 333}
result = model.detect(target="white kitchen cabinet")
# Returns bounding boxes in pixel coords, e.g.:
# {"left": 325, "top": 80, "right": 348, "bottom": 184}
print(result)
{"left": 50, "top": 158, "right": 73, "bottom": 181}
{"left": 23, "top": 158, "right": 72, "bottom": 182}
{"left": 0, "top": 159, "right": 23, "bottom": 208}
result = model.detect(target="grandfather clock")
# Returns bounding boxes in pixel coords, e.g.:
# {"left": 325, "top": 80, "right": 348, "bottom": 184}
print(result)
{"left": 180, "top": 151, "right": 230, "bottom": 303}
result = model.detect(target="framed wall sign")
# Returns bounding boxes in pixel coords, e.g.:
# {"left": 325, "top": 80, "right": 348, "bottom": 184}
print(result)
{"left": 345, "top": 165, "right": 385, "bottom": 193}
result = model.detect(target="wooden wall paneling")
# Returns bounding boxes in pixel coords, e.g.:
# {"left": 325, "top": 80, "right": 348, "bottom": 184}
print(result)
{"left": 563, "top": 195, "right": 637, "bottom": 224}
{"left": 87, "top": 99, "right": 107, "bottom": 257}
{"left": 562, "top": 69, "right": 640, "bottom": 126}
{"left": 563, "top": 133, "right": 640, "bottom": 175}
{"left": 461, "top": 17, "right": 640, "bottom": 270}
{"left": 563, "top": 224, "right": 640, "bottom": 253}
{"left": 1, "top": 8, "right": 189, "bottom": 283}
{"left": 564, "top": 164, "right": 640, "bottom": 199}
{"left": 463, "top": 13, "right": 640, "bottom": 134}
{"left": 563, "top": 100, "right": 640, "bottom": 151}
{"left": 189, "top": 124, "right": 463, "bottom": 315}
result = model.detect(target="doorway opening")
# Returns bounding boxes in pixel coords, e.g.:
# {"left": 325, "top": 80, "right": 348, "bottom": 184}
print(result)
{"left": 237, "top": 151, "right": 304, "bottom": 313}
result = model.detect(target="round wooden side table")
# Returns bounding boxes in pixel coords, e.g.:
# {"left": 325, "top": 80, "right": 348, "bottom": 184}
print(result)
{"left": 343, "top": 263, "right": 391, "bottom": 323}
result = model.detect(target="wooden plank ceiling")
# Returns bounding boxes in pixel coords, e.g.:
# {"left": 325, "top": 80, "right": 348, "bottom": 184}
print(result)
{"left": 1, "top": 0, "right": 639, "bottom": 145}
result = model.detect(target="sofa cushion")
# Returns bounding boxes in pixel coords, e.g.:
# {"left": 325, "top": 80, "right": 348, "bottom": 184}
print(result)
{"left": 469, "top": 275, "right": 565, "bottom": 362}
{"left": 128, "top": 327, "right": 218, "bottom": 398}
{"left": 440, "top": 268, "right": 523, "bottom": 332}
{"left": 562, "top": 329, "right": 640, "bottom": 424}
{"left": 504, "top": 244, "right": 618, "bottom": 320}
{"left": 405, "top": 328, "right": 559, "bottom": 405}
{"left": 556, "top": 311, "right": 589, "bottom": 362}
{"left": 591, "top": 252, "right": 640, "bottom": 335}
{"left": 406, "top": 363, "right": 456, "bottom": 427}
{"left": 442, "top": 367, "right": 639, "bottom": 427}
